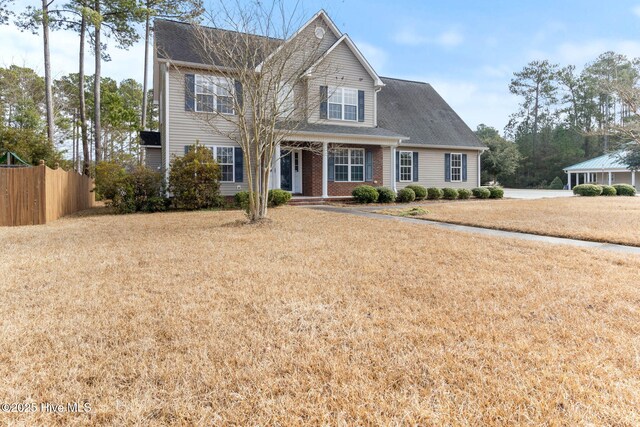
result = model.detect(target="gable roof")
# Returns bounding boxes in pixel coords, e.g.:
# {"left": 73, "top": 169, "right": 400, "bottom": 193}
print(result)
{"left": 304, "top": 34, "right": 384, "bottom": 87}
{"left": 564, "top": 151, "right": 630, "bottom": 171}
{"left": 255, "top": 10, "right": 341, "bottom": 72}
{"left": 154, "top": 19, "right": 282, "bottom": 68}
{"left": 377, "top": 77, "right": 486, "bottom": 149}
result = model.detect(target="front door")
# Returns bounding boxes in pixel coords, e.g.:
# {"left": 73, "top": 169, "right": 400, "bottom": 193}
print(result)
{"left": 280, "top": 149, "right": 302, "bottom": 194}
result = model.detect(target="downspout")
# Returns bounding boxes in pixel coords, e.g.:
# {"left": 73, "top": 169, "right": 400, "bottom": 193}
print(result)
{"left": 164, "top": 64, "right": 170, "bottom": 182}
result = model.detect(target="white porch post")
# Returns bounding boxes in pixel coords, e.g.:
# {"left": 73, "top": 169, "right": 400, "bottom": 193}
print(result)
{"left": 567, "top": 172, "right": 571, "bottom": 189}
{"left": 391, "top": 146, "right": 397, "bottom": 192}
{"left": 274, "top": 144, "right": 281, "bottom": 189}
{"left": 322, "top": 142, "right": 328, "bottom": 198}
{"left": 608, "top": 171, "right": 612, "bottom": 186}
{"left": 583, "top": 173, "right": 587, "bottom": 184}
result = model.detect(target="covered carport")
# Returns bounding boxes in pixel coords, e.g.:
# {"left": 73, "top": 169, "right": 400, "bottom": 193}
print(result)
{"left": 564, "top": 152, "right": 636, "bottom": 189}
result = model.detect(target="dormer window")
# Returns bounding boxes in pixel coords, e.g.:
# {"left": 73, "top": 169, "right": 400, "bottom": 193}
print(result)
{"left": 328, "top": 87, "right": 358, "bottom": 121}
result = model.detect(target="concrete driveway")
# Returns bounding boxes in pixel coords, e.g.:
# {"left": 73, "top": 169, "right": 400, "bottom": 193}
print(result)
{"left": 503, "top": 189, "right": 574, "bottom": 199}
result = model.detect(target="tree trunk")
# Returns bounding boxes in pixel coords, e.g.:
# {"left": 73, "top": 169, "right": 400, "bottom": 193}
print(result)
{"left": 141, "top": 10, "right": 150, "bottom": 129}
{"left": 94, "top": 0, "right": 102, "bottom": 163}
{"left": 42, "top": 0, "right": 55, "bottom": 145}
{"left": 79, "top": 13, "right": 90, "bottom": 175}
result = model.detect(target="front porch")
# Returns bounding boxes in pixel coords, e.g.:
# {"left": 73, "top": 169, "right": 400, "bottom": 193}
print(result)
{"left": 270, "top": 141, "right": 397, "bottom": 198}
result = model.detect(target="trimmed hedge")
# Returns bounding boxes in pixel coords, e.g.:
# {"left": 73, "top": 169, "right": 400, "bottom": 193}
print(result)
{"left": 573, "top": 184, "right": 603, "bottom": 196}
{"left": 427, "top": 187, "right": 443, "bottom": 200}
{"left": 405, "top": 185, "right": 427, "bottom": 200}
{"left": 457, "top": 188, "right": 472, "bottom": 199}
{"left": 352, "top": 185, "right": 379, "bottom": 203}
{"left": 601, "top": 185, "right": 616, "bottom": 196}
{"left": 376, "top": 187, "right": 396, "bottom": 203}
{"left": 397, "top": 187, "right": 416, "bottom": 203}
{"left": 487, "top": 186, "right": 504, "bottom": 199}
{"left": 442, "top": 187, "right": 458, "bottom": 200}
{"left": 268, "top": 189, "right": 292, "bottom": 207}
{"left": 613, "top": 184, "right": 636, "bottom": 196}
{"left": 472, "top": 187, "right": 491, "bottom": 199}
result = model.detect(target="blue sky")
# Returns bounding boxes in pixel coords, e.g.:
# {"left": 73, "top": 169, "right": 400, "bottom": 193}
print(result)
{"left": 2, "top": 0, "right": 640, "bottom": 131}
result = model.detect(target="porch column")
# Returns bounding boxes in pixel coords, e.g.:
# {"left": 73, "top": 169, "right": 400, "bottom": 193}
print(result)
{"left": 274, "top": 144, "right": 281, "bottom": 190}
{"left": 391, "top": 146, "right": 397, "bottom": 192}
{"left": 608, "top": 171, "right": 612, "bottom": 186}
{"left": 322, "top": 142, "right": 328, "bottom": 198}
{"left": 583, "top": 173, "right": 587, "bottom": 183}
{"left": 632, "top": 170, "right": 636, "bottom": 188}
{"left": 567, "top": 172, "right": 571, "bottom": 190}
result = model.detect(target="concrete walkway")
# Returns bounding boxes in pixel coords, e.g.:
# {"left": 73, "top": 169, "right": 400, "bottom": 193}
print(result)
{"left": 306, "top": 206, "right": 640, "bottom": 255}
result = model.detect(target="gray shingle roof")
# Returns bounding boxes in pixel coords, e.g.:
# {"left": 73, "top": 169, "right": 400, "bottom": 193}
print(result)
{"left": 154, "top": 19, "right": 282, "bottom": 68}
{"left": 378, "top": 77, "right": 485, "bottom": 149}
{"left": 282, "top": 122, "right": 406, "bottom": 139}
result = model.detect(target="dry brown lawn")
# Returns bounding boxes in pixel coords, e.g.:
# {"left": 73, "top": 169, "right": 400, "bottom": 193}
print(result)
{"left": 1, "top": 207, "right": 640, "bottom": 425}
{"left": 385, "top": 196, "right": 640, "bottom": 246}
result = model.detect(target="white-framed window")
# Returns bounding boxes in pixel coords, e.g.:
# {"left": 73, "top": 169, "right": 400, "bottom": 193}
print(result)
{"left": 451, "top": 153, "right": 462, "bottom": 182}
{"left": 195, "top": 75, "right": 234, "bottom": 114}
{"left": 277, "top": 81, "right": 295, "bottom": 117}
{"left": 215, "top": 146, "right": 235, "bottom": 182}
{"left": 334, "top": 148, "right": 364, "bottom": 182}
{"left": 399, "top": 151, "right": 413, "bottom": 182}
{"left": 328, "top": 87, "right": 358, "bottom": 121}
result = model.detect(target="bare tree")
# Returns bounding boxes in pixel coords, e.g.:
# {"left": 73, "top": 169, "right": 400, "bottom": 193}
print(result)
{"left": 171, "top": 1, "right": 338, "bottom": 221}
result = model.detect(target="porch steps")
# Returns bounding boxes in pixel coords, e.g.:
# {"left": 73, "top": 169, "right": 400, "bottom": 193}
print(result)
{"left": 288, "top": 197, "right": 353, "bottom": 206}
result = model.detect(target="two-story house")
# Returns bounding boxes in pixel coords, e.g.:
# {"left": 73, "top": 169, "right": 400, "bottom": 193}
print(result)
{"left": 141, "top": 10, "right": 486, "bottom": 199}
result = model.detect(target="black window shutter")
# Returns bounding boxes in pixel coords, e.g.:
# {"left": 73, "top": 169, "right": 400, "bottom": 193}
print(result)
{"left": 365, "top": 149, "right": 373, "bottom": 181}
{"left": 234, "top": 147, "right": 243, "bottom": 182}
{"left": 234, "top": 80, "right": 243, "bottom": 110}
{"left": 395, "top": 150, "right": 400, "bottom": 182}
{"left": 413, "top": 152, "right": 419, "bottom": 182}
{"left": 445, "top": 153, "right": 451, "bottom": 182}
{"left": 319, "top": 86, "right": 328, "bottom": 119}
{"left": 358, "top": 90, "right": 365, "bottom": 122}
{"left": 185, "top": 74, "right": 195, "bottom": 111}
{"left": 328, "top": 149, "right": 334, "bottom": 181}
{"left": 462, "top": 154, "right": 468, "bottom": 182}
{"left": 184, "top": 145, "right": 192, "bottom": 155}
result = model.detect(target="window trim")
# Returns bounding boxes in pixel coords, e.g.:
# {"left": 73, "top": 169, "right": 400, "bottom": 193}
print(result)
{"left": 327, "top": 87, "right": 358, "bottom": 122}
{"left": 334, "top": 148, "right": 365, "bottom": 182}
{"left": 450, "top": 152, "right": 462, "bottom": 183}
{"left": 399, "top": 150, "right": 413, "bottom": 183}
{"left": 200, "top": 145, "right": 235, "bottom": 182}
{"left": 194, "top": 75, "right": 235, "bottom": 115}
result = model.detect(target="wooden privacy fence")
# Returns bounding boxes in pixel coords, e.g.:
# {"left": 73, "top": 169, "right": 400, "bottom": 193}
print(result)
{"left": 0, "top": 163, "right": 95, "bottom": 226}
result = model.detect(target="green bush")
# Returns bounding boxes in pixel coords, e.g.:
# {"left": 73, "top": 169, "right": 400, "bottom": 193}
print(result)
{"left": 405, "top": 185, "right": 427, "bottom": 200}
{"left": 442, "top": 187, "right": 458, "bottom": 200}
{"left": 488, "top": 186, "right": 505, "bottom": 199}
{"left": 108, "top": 166, "right": 167, "bottom": 214}
{"left": 352, "top": 185, "right": 379, "bottom": 203}
{"left": 427, "top": 187, "right": 443, "bottom": 200}
{"left": 572, "top": 184, "right": 603, "bottom": 197}
{"left": 548, "top": 176, "right": 564, "bottom": 190}
{"left": 235, "top": 191, "right": 251, "bottom": 211}
{"left": 268, "top": 189, "right": 292, "bottom": 207}
{"left": 376, "top": 187, "right": 396, "bottom": 203}
{"left": 472, "top": 187, "right": 491, "bottom": 199}
{"left": 169, "top": 144, "right": 223, "bottom": 209}
{"left": 601, "top": 185, "right": 616, "bottom": 196}
{"left": 613, "top": 184, "right": 636, "bottom": 196}
{"left": 95, "top": 161, "right": 128, "bottom": 201}
{"left": 396, "top": 187, "right": 416, "bottom": 203}
{"left": 457, "top": 188, "right": 472, "bottom": 199}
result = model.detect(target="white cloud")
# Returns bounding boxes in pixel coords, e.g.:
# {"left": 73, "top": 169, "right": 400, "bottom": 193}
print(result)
{"left": 401, "top": 75, "right": 517, "bottom": 131}
{"left": 354, "top": 40, "right": 388, "bottom": 73}
{"left": 393, "top": 27, "right": 464, "bottom": 48}
{"left": 529, "top": 39, "right": 640, "bottom": 66}
{"left": 632, "top": 5, "right": 640, "bottom": 17}
{"left": 0, "top": 24, "right": 148, "bottom": 83}
{"left": 480, "top": 65, "right": 512, "bottom": 78}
